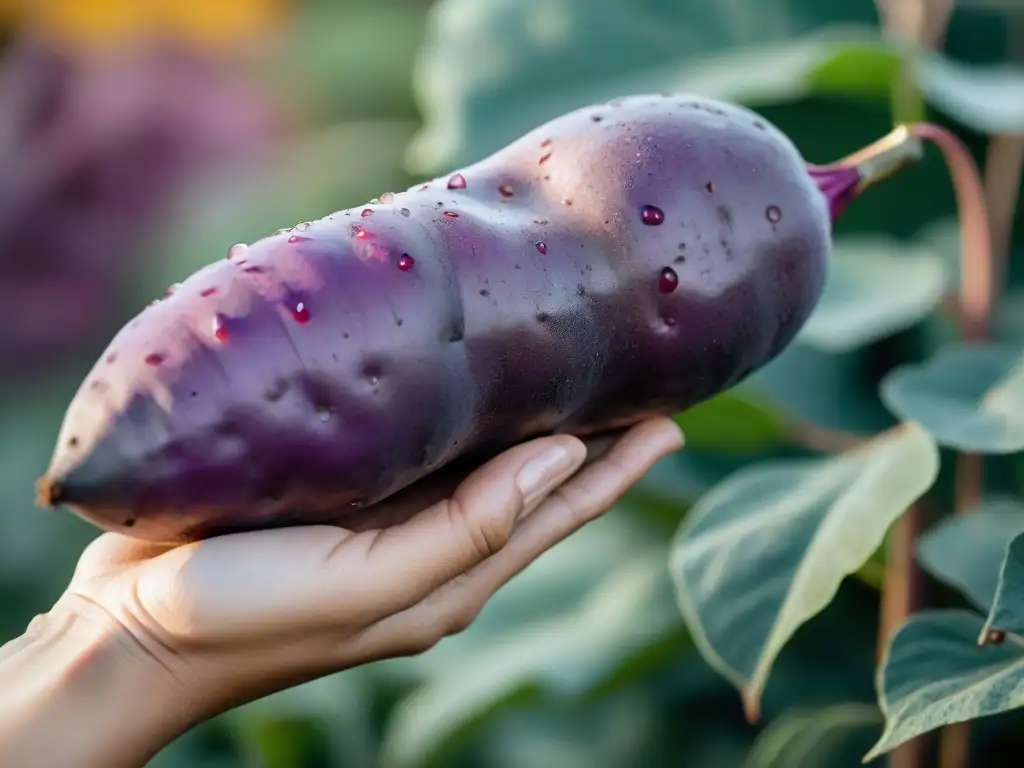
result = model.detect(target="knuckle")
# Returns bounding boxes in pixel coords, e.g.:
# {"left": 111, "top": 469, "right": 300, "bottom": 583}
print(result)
{"left": 445, "top": 606, "right": 480, "bottom": 637}
{"left": 445, "top": 496, "right": 511, "bottom": 562}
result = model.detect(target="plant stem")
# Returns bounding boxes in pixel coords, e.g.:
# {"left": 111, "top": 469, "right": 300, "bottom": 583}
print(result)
{"left": 878, "top": 503, "right": 929, "bottom": 768}
{"left": 906, "top": 119, "right": 999, "bottom": 768}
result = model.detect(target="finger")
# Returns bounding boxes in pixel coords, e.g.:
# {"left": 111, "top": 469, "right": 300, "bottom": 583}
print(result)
{"left": 341, "top": 428, "right": 630, "bottom": 533}
{"left": 324, "top": 433, "right": 587, "bottom": 622}
{"left": 137, "top": 434, "right": 587, "bottom": 639}
{"left": 347, "top": 417, "right": 684, "bottom": 659}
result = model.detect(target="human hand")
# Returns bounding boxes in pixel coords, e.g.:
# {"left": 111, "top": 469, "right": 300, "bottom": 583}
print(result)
{"left": 4, "top": 417, "right": 683, "bottom": 767}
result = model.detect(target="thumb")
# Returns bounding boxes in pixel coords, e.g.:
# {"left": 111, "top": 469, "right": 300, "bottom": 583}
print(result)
{"left": 341, "top": 434, "right": 587, "bottom": 624}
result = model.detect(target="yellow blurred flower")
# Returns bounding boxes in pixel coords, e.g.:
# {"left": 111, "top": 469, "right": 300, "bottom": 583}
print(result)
{"left": 0, "top": 0, "right": 285, "bottom": 49}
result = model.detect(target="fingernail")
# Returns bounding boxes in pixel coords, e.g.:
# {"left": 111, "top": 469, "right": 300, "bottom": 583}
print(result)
{"left": 516, "top": 446, "right": 573, "bottom": 507}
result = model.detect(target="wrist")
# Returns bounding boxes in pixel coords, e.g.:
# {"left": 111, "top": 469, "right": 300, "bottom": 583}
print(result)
{"left": 0, "top": 599, "right": 194, "bottom": 768}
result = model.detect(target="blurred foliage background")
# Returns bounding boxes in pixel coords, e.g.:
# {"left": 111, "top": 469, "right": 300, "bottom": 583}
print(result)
{"left": 0, "top": 0, "right": 1022, "bottom": 766}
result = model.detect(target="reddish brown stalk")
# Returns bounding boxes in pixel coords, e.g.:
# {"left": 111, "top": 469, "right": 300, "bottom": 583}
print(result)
{"left": 906, "top": 123, "right": 995, "bottom": 768}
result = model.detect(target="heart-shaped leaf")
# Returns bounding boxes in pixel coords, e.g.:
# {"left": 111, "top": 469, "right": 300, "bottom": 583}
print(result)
{"left": 867, "top": 609, "right": 1024, "bottom": 761}
{"left": 916, "top": 498, "right": 1024, "bottom": 611}
{"left": 981, "top": 531, "right": 1024, "bottom": 644}
{"left": 670, "top": 422, "right": 939, "bottom": 721}
{"left": 798, "top": 236, "right": 947, "bottom": 353}
{"left": 407, "top": 0, "right": 884, "bottom": 172}
{"left": 913, "top": 52, "right": 1024, "bottom": 134}
{"left": 880, "top": 342, "right": 1024, "bottom": 454}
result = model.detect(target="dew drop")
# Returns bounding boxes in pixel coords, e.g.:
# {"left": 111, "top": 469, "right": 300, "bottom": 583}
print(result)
{"left": 291, "top": 301, "right": 311, "bottom": 324}
{"left": 443, "top": 211, "right": 459, "bottom": 218}
{"left": 397, "top": 253, "right": 415, "bottom": 271}
{"left": 227, "top": 243, "right": 248, "bottom": 260}
{"left": 212, "top": 313, "right": 230, "bottom": 342}
{"left": 766, "top": 205, "right": 782, "bottom": 223}
{"left": 200, "top": 287, "right": 218, "bottom": 297}
{"left": 498, "top": 184, "right": 514, "bottom": 197}
{"left": 535, "top": 241, "right": 547, "bottom": 254}
{"left": 640, "top": 205, "right": 665, "bottom": 225}
{"left": 447, "top": 173, "right": 467, "bottom": 190}
{"left": 361, "top": 208, "right": 374, "bottom": 217}
{"left": 379, "top": 191, "right": 395, "bottom": 204}
{"left": 144, "top": 353, "right": 166, "bottom": 366}
{"left": 658, "top": 266, "right": 679, "bottom": 294}
{"left": 288, "top": 235, "right": 312, "bottom": 244}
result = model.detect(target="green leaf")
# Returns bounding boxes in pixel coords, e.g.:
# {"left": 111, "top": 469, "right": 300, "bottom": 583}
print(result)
{"left": 670, "top": 422, "right": 939, "bottom": 720}
{"left": 798, "top": 236, "right": 947, "bottom": 353}
{"left": 912, "top": 52, "right": 1024, "bottom": 134}
{"left": 867, "top": 609, "right": 1024, "bottom": 761}
{"left": 916, "top": 498, "right": 1024, "bottom": 611}
{"left": 880, "top": 342, "right": 1024, "bottom": 454}
{"left": 674, "top": 389, "right": 788, "bottom": 454}
{"left": 807, "top": 42, "right": 903, "bottom": 100}
{"left": 743, "top": 703, "right": 882, "bottom": 768}
{"left": 408, "top": 0, "right": 883, "bottom": 172}
{"left": 748, "top": 343, "right": 896, "bottom": 435}
{"left": 379, "top": 548, "right": 685, "bottom": 767}
{"left": 981, "top": 531, "right": 1024, "bottom": 643}
{"left": 279, "top": 2, "right": 427, "bottom": 122}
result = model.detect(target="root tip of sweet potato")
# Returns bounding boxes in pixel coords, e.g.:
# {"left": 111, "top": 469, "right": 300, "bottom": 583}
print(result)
{"left": 35, "top": 475, "right": 64, "bottom": 509}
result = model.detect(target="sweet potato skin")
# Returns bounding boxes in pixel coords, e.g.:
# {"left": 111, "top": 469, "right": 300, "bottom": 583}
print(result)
{"left": 40, "top": 94, "right": 830, "bottom": 542}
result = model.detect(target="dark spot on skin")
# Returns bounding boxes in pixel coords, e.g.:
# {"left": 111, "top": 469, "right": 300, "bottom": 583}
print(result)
{"left": 124, "top": 518, "right": 136, "bottom": 528}
{"left": 479, "top": 289, "right": 490, "bottom": 297}
{"left": 716, "top": 205, "right": 733, "bottom": 230}
{"left": 754, "top": 120, "right": 766, "bottom": 131}
{"left": 264, "top": 379, "right": 289, "bottom": 402}
{"left": 190, "top": 390, "right": 198, "bottom": 398}
{"left": 576, "top": 285, "right": 586, "bottom": 296}
{"left": 362, "top": 363, "right": 382, "bottom": 386}
{"left": 89, "top": 380, "right": 109, "bottom": 393}
{"left": 67, "top": 437, "right": 79, "bottom": 448}
{"left": 591, "top": 115, "right": 603, "bottom": 122}
{"left": 674, "top": 255, "right": 686, "bottom": 264}
{"left": 536, "top": 312, "right": 551, "bottom": 323}
{"left": 705, "top": 181, "right": 716, "bottom": 194}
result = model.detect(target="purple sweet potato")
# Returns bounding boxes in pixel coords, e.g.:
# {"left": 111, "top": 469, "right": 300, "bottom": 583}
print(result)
{"left": 36, "top": 94, "right": 917, "bottom": 543}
